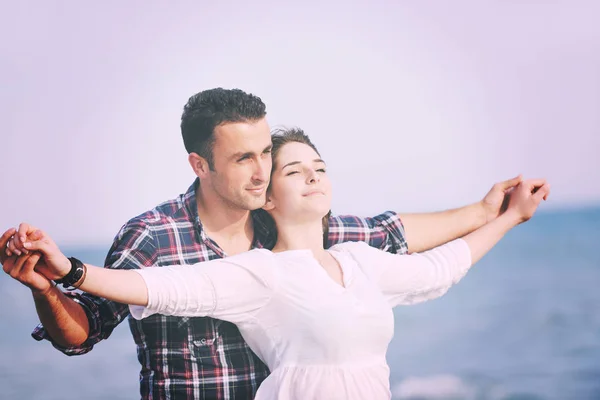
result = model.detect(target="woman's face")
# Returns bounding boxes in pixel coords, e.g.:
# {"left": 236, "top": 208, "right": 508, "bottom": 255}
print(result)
{"left": 264, "top": 142, "right": 332, "bottom": 223}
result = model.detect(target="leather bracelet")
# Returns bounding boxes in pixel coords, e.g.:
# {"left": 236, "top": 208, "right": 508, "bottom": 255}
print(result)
{"left": 68, "top": 262, "right": 87, "bottom": 291}
{"left": 54, "top": 257, "right": 85, "bottom": 289}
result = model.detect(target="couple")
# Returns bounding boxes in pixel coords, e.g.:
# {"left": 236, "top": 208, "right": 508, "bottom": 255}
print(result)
{"left": 2, "top": 88, "right": 549, "bottom": 399}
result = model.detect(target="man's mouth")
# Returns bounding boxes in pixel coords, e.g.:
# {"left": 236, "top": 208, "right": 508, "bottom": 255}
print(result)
{"left": 247, "top": 187, "right": 266, "bottom": 195}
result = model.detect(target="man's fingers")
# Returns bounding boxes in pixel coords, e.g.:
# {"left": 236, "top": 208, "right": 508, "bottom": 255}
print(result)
{"left": 22, "top": 252, "right": 42, "bottom": 275}
{"left": 499, "top": 174, "right": 523, "bottom": 191}
{"left": 0, "top": 228, "right": 17, "bottom": 251}
{"left": 1, "top": 229, "right": 17, "bottom": 261}
{"left": 2, "top": 255, "right": 15, "bottom": 274}
{"left": 8, "top": 253, "right": 32, "bottom": 278}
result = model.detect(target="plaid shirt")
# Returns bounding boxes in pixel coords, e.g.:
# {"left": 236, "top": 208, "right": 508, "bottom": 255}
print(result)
{"left": 32, "top": 179, "right": 408, "bottom": 399}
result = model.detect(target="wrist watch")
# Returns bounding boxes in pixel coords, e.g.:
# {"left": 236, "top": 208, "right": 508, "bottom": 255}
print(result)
{"left": 54, "top": 257, "right": 86, "bottom": 289}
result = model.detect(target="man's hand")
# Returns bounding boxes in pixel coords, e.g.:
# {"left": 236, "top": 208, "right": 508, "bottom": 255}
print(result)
{"left": 480, "top": 175, "right": 524, "bottom": 223}
{"left": 505, "top": 179, "right": 551, "bottom": 224}
{"left": 2, "top": 224, "right": 72, "bottom": 284}
{"left": 1, "top": 228, "right": 54, "bottom": 294}
{"left": 0, "top": 228, "right": 16, "bottom": 263}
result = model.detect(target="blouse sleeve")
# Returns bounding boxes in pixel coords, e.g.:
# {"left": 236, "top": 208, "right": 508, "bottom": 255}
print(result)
{"left": 344, "top": 239, "right": 472, "bottom": 307}
{"left": 129, "top": 249, "right": 276, "bottom": 324}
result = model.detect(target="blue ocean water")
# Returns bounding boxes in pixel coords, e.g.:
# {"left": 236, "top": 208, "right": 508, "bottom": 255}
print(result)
{"left": 1, "top": 207, "right": 599, "bottom": 400}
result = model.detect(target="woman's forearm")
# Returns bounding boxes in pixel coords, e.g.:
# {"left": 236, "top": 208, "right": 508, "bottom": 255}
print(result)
{"left": 78, "top": 265, "right": 149, "bottom": 306}
{"left": 14, "top": 228, "right": 149, "bottom": 306}
{"left": 462, "top": 210, "right": 521, "bottom": 264}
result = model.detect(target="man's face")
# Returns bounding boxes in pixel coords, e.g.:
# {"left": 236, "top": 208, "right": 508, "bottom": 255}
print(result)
{"left": 206, "top": 118, "right": 273, "bottom": 211}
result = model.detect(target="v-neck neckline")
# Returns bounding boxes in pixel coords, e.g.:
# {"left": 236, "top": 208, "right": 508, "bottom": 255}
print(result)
{"left": 276, "top": 248, "right": 352, "bottom": 291}
{"left": 321, "top": 249, "right": 349, "bottom": 290}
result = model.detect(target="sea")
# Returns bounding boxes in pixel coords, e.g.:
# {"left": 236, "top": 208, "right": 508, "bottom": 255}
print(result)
{"left": 1, "top": 207, "right": 599, "bottom": 400}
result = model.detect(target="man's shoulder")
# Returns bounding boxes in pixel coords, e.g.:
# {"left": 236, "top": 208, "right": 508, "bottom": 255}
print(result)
{"left": 118, "top": 191, "right": 194, "bottom": 236}
{"left": 328, "top": 211, "right": 399, "bottom": 228}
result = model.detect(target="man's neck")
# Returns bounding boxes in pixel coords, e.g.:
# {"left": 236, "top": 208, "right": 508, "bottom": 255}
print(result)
{"left": 195, "top": 188, "right": 254, "bottom": 255}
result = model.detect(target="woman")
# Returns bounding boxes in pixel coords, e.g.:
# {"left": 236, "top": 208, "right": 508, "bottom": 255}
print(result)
{"left": 10, "top": 129, "right": 548, "bottom": 399}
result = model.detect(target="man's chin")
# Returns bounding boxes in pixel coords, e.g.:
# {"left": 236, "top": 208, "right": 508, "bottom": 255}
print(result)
{"left": 245, "top": 196, "right": 267, "bottom": 211}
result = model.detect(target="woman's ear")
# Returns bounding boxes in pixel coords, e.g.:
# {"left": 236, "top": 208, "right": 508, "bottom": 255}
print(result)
{"left": 262, "top": 192, "right": 275, "bottom": 211}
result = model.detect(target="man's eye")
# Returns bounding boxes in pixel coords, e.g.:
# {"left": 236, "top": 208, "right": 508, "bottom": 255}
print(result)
{"left": 317, "top": 169, "right": 326, "bottom": 173}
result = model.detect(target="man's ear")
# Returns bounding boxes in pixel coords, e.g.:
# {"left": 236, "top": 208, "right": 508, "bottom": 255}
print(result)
{"left": 188, "top": 153, "right": 211, "bottom": 178}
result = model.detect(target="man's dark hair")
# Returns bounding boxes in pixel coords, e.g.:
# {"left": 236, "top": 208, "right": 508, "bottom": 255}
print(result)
{"left": 181, "top": 88, "right": 266, "bottom": 169}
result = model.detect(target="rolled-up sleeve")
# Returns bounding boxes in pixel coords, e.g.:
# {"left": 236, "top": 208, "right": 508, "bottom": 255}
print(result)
{"left": 32, "top": 220, "right": 156, "bottom": 355}
{"left": 327, "top": 211, "right": 408, "bottom": 254}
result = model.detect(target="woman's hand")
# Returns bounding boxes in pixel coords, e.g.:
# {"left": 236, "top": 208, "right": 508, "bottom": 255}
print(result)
{"left": 7, "top": 224, "right": 72, "bottom": 280}
{"left": 504, "top": 179, "right": 550, "bottom": 225}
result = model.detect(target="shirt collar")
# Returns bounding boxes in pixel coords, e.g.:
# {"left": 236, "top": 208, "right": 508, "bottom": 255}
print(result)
{"left": 183, "top": 178, "right": 277, "bottom": 250}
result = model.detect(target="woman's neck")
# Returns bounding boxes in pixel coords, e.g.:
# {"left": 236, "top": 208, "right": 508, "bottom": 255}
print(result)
{"left": 272, "top": 219, "right": 326, "bottom": 256}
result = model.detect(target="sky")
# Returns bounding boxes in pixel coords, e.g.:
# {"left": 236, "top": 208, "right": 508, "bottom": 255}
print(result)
{"left": 1, "top": 0, "right": 599, "bottom": 245}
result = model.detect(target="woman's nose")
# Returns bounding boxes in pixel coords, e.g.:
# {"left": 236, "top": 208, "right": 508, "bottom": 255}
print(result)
{"left": 307, "top": 170, "right": 320, "bottom": 184}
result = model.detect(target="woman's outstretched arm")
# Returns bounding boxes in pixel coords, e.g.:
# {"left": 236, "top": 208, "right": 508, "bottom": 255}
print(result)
{"left": 18, "top": 233, "right": 149, "bottom": 306}
{"left": 347, "top": 179, "right": 550, "bottom": 306}
{"left": 17, "top": 230, "right": 274, "bottom": 322}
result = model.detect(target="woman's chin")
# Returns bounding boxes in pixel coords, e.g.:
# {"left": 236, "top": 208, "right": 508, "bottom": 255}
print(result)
{"left": 312, "top": 203, "right": 332, "bottom": 219}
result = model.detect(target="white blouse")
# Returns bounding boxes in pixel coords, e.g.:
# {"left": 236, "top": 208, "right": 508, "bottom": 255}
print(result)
{"left": 130, "top": 239, "right": 472, "bottom": 400}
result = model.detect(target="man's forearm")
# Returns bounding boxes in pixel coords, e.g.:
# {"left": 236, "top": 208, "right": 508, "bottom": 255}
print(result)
{"left": 32, "top": 286, "right": 90, "bottom": 348}
{"left": 400, "top": 202, "right": 487, "bottom": 253}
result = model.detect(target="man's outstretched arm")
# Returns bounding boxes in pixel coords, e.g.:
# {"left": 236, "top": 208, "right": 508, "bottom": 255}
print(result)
{"left": 3, "top": 220, "right": 156, "bottom": 354}
{"left": 1, "top": 228, "right": 91, "bottom": 347}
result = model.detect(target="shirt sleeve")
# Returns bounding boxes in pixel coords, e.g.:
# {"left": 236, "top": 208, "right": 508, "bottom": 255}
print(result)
{"left": 344, "top": 239, "right": 472, "bottom": 307}
{"left": 326, "top": 211, "right": 408, "bottom": 255}
{"left": 129, "top": 249, "right": 275, "bottom": 324}
{"left": 31, "top": 219, "right": 157, "bottom": 355}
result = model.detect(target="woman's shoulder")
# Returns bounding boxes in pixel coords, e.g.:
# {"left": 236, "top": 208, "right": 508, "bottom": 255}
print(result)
{"left": 328, "top": 242, "right": 391, "bottom": 268}
{"left": 328, "top": 241, "right": 372, "bottom": 254}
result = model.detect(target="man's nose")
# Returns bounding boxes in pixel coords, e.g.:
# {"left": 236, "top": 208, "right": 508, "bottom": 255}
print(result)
{"left": 252, "top": 159, "right": 270, "bottom": 183}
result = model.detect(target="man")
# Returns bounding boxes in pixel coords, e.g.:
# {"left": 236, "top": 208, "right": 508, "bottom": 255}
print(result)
{"left": 2, "top": 88, "right": 524, "bottom": 399}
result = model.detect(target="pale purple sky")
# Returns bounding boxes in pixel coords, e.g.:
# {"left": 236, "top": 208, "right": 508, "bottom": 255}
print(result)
{"left": 1, "top": 1, "right": 599, "bottom": 245}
